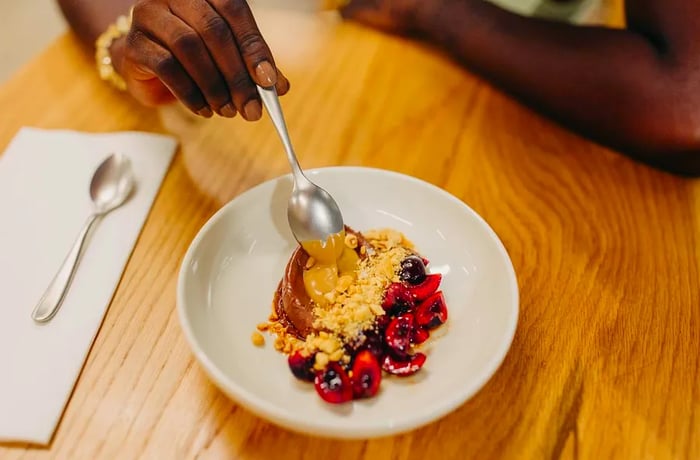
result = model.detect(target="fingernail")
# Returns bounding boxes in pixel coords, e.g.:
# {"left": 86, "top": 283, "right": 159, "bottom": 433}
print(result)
{"left": 220, "top": 103, "right": 237, "bottom": 118}
{"left": 255, "top": 61, "right": 277, "bottom": 87}
{"left": 244, "top": 99, "right": 262, "bottom": 121}
{"left": 276, "top": 75, "right": 290, "bottom": 95}
{"left": 198, "top": 107, "right": 213, "bottom": 118}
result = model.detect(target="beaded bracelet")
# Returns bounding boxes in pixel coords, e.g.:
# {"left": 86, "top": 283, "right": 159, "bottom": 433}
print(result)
{"left": 94, "top": 7, "right": 134, "bottom": 91}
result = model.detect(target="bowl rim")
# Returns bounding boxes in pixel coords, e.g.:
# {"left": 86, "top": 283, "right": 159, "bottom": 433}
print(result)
{"left": 176, "top": 165, "right": 520, "bottom": 439}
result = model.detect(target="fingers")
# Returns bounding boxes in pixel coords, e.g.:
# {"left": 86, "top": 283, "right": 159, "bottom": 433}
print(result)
{"left": 171, "top": 0, "right": 262, "bottom": 119}
{"left": 124, "top": 0, "right": 289, "bottom": 119}
{"left": 124, "top": 28, "right": 212, "bottom": 116}
{"left": 276, "top": 69, "right": 291, "bottom": 96}
{"left": 134, "top": 1, "right": 242, "bottom": 118}
{"left": 207, "top": 0, "right": 278, "bottom": 88}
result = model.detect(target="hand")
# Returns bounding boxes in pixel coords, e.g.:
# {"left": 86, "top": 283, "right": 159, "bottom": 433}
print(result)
{"left": 111, "top": 0, "right": 290, "bottom": 120}
{"left": 339, "top": 0, "right": 426, "bottom": 35}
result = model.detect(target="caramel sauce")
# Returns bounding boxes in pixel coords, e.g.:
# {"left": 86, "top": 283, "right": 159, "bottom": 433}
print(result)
{"left": 301, "top": 229, "right": 359, "bottom": 306}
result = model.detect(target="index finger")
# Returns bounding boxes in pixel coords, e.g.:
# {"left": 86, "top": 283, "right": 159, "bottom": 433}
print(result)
{"left": 207, "top": 0, "right": 278, "bottom": 88}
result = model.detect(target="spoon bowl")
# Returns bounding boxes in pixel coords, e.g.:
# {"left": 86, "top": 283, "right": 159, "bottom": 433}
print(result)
{"left": 287, "top": 179, "right": 344, "bottom": 242}
{"left": 90, "top": 153, "right": 135, "bottom": 214}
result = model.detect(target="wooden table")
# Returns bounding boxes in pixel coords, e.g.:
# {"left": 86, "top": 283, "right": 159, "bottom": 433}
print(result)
{"left": 1, "top": 7, "right": 698, "bottom": 460}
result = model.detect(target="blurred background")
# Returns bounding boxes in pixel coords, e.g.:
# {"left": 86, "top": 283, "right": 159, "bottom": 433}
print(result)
{"left": 0, "top": 1, "right": 66, "bottom": 83}
{"left": 0, "top": 0, "right": 604, "bottom": 84}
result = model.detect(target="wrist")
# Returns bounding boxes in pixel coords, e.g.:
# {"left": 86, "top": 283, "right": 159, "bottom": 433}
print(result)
{"left": 412, "top": 0, "right": 443, "bottom": 38}
{"left": 414, "top": 0, "right": 476, "bottom": 46}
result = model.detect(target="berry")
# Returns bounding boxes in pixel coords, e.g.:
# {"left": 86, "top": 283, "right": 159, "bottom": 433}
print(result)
{"left": 360, "top": 329, "right": 386, "bottom": 361}
{"left": 382, "top": 283, "right": 415, "bottom": 315}
{"left": 351, "top": 350, "right": 382, "bottom": 398}
{"left": 375, "top": 314, "right": 392, "bottom": 331}
{"left": 287, "top": 351, "right": 315, "bottom": 382}
{"left": 412, "top": 327, "right": 430, "bottom": 344}
{"left": 382, "top": 352, "right": 427, "bottom": 376}
{"left": 399, "top": 256, "right": 427, "bottom": 285}
{"left": 314, "top": 362, "right": 353, "bottom": 404}
{"left": 384, "top": 314, "right": 414, "bottom": 356}
{"left": 415, "top": 291, "right": 448, "bottom": 329}
{"left": 406, "top": 273, "right": 442, "bottom": 302}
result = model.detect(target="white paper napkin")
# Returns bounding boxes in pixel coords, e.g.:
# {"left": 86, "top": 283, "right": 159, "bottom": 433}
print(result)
{"left": 0, "top": 127, "right": 177, "bottom": 445}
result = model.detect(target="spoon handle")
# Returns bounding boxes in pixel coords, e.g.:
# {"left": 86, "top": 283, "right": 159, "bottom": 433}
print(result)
{"left": 31, "top": 214, "right": 100, "bottom": 323}
{"left": 256, "top": 85, "right": 307, "bottom": 184}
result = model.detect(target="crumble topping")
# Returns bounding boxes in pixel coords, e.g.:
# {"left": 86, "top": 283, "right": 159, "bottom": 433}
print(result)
{"left": 310, "top": 243, "right": 410, "bottom": 338}
{"left": 344, "top": 232, "right": 358, "bottom": 249}
{"left": 363, "top": 228, "right": 414, "bottom": 252}
{"left": 257, "top": 316, "right": 304, "bottom": 354}
{"left": 251, "top": 331, "right": 265, "bottom": 347}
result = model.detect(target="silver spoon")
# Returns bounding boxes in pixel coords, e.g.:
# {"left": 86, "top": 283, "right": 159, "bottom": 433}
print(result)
{"left": 31, "top": 153, "right": 135, "bottom": 323}
{"left": 257, "top": 85, "right": 344, "bottom": 243}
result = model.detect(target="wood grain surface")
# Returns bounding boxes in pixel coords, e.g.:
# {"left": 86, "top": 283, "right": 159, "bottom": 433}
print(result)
{"left": 0, "top": 6, "right": 698, "bottom": 459}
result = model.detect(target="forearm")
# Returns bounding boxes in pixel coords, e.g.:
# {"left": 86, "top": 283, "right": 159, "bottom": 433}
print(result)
{"left": 417, "top": 1, "right": 700, "bottom": 165}
{"left": 57, "top": 0, "right": 133, "bottom": 47}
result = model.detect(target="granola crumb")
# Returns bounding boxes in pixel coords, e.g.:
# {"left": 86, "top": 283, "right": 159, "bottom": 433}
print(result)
{"left": 251, "top": 331, "right": 265, "bottom": 347}
{"left": 344, "top": 233, "right": 358, "bottom": 249}
{"left": 311, "top": 240, "right": 411, "bottom": 340}
{"left": 314, "top": 352, "right": 330, "bottom": 370}
{"left": 329, "top": 349, "right": 345, "bottom": 362}
{"left": 336, "top": 275, "right": 353, "bottom": 293}
{"left": 263, "top": 315, "right": 305, "bottom": 355}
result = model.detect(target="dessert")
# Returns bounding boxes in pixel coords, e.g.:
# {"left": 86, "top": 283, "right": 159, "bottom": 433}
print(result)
{"left": 257, "top": 227, "right": 449, "bottom": 404}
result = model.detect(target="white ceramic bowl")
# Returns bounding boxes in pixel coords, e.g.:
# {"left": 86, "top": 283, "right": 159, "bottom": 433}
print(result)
{"left": 177, "top": 167, "right": 518, "bottom": 439}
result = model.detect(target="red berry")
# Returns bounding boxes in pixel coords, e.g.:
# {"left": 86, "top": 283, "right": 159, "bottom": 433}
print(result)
{"left": 360, "top": 329, "right": 386, "bottom": 361}
{"left": 314, "top": 362, "right": 353, "bottom": 404}
{"left": 399, "top": 256, "right": 427, "bottom": 285}
{"left": 288, "top": 351, "right": 315, "bottom": 382}
{"left": 415, "top": 291, "right": 448, "bottom": 329}
{"left": 382, "top": 283, "right": 415, "bottom": 315}
{"left": 375, "top": 314, "right": 391, "bottom": 331}
{"left": 382, "top": 352, "right": 427, "bottom": 376}
{"left": 422, "top": 257, "right": 430, "bottom": 266}
{"left": 384, "top": 314, "right": 414, "bottom": 356}
{"left": 351, "top": 350, "right": 382, "bottom": 398}
{"left": 412, "top": 327, "right": 430, "bottom": 344}
{"left": 406, "top": 273, "right": 442, "bottom": 302}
